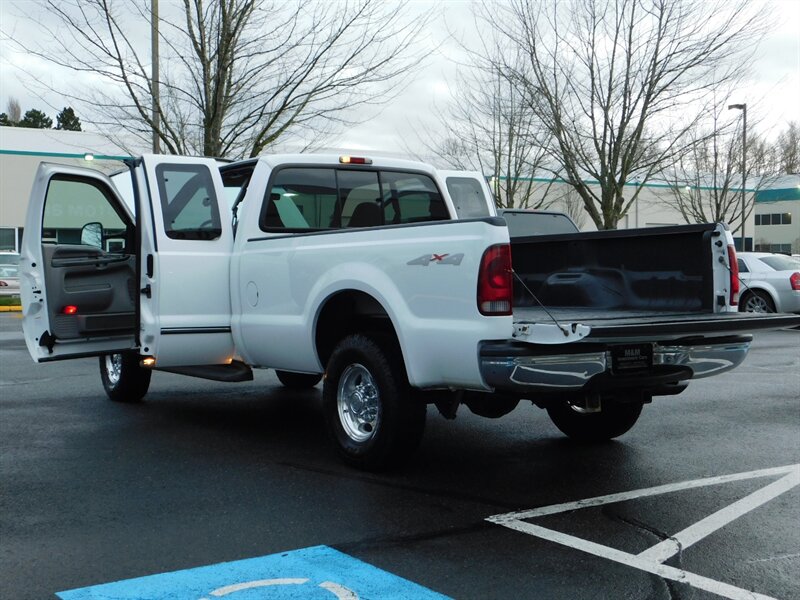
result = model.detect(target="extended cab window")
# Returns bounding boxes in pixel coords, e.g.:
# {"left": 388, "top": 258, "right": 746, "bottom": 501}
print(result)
{"left": 156, "top": 164, "right": 221, "bottom": 240}
{"left": 42, "top": 176, "right": 132, "bottom": 251}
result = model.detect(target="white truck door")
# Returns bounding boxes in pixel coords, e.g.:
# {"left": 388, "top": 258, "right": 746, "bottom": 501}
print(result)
{"left": 21, "top": 163, "right": 138, "bottom": 361}
{"left": 136, "top": 155, "right": 235, "bottom": 367}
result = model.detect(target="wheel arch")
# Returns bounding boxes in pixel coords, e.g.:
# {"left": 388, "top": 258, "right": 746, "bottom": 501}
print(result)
{"left": 314, "top": 290, "right": 405, "bottom": 375}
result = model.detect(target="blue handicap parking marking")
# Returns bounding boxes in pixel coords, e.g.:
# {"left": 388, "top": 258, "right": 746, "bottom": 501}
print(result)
{"left": 57, "top": 544, "right": 450, "bottom": 599}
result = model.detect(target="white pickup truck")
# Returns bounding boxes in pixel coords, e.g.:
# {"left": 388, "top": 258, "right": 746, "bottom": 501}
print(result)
{"left": 19, "top": 154, "right": 800, "bottom": 469}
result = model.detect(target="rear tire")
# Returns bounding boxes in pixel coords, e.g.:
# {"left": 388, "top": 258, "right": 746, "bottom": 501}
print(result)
{"left": 99, "top": 353, "right": 151, "bottom": 403}
{"left": 323, "top": 333, "right": 426, "bottom": 470}
{"left": 547, "top": 397, "right": 642, "bottom": 442}
{"left": 739, "top": 290, "right": 776, "bottom": 313}
{"left": 275, "top": 370, "right": 322, "bottom": 389}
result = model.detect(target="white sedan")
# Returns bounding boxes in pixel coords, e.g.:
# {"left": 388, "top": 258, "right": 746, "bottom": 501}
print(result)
{"left": 736, "top": 252, "right": 800, "bottom": 313}
{"left": 0, "top": 264, "right": 19, "bottom": 297}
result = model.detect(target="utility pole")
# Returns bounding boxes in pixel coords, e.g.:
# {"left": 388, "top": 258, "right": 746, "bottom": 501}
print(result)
{"left": 728, "top": 103, "right": 747, "bottom": 251}
{"left": 151, "top": 0, "right": 160, "bottom": 153}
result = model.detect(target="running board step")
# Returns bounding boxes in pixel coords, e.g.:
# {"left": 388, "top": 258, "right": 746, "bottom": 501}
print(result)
{"left": 156, "top": 360, "right": 253, "bottom": 382}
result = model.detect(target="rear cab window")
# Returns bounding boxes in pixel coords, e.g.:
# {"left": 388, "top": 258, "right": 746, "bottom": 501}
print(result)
{"left": 260, "top": 167, "right": 448, "bottom": 232}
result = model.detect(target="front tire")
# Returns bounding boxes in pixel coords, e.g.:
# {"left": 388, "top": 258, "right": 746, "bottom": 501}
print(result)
{"left": 323, "top": 334, "right": 426, "bottom": 470}
{"left": 275, "top": 370, "right": 322, "bottom": 389}
{"left": 547, "top": 397, "right": 642, "bottom": 442}
{"left": 99, "top": 353, "right": 151, "bottom": 403}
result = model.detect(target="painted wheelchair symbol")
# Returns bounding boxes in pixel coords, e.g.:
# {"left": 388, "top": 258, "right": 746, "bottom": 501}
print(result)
{"left": 200, "top": 577, "right": 358, "bottom": 599}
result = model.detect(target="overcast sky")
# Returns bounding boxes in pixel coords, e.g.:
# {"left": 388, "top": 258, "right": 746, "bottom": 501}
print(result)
{"left": 0, "top": 0, "right": 798, "bottom": 158}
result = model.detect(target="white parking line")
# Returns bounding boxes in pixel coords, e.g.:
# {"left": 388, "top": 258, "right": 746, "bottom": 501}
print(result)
{"left": 487, "top": 464, "right": 800, "bottom": 600}
{"left": 637, "top": 469, "right": 800, "bottom": 563}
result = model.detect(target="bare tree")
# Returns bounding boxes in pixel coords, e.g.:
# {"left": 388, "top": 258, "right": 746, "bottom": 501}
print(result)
{"left": 6, "top": 98, "right": 21, "bottom": 123}
{"left": 661, "top": 109, "right": 777, "bottom": 233}
{"left": 478, "top": 0, "right": 769, "bottom": 229}
{"left": 416, "top": 49, "right": 551, "bottom": 209}
{"left": 7, "top": 0, "right": 429, "bottom": 157}
{"left": 775, "top": 122, "right": 800, "bottom": 174}
{"left": 555, "top": 189, "right": 589, "bottom": 230}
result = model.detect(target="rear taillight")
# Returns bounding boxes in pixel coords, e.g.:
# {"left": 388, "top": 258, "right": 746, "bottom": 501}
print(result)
{"left": 790, "top": 272, "right": 800, "bottom": 291}
{"left": 478, "top": 244, "right": 513, "bottom": 315}
{"left": 727, "top": 245, "right": 739, "bottom": 306}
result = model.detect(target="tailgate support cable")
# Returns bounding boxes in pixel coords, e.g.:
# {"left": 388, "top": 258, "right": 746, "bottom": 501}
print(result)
{"left": 511, "top": 270, "right": 571, "bottom": 337}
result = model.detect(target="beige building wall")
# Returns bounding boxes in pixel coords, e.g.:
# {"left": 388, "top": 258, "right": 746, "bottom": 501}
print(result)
{"left": 0, "top": 126, "right": 135, "bottom": 251}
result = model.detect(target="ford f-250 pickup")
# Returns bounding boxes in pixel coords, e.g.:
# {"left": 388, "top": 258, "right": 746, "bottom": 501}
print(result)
{"left": 19, "top": 154, "right": 800, "bottom": 469}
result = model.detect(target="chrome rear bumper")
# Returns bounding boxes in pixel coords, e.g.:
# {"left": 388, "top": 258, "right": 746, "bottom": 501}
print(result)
{"left": 480, "top": 337, "right": 751, "bottom": 394}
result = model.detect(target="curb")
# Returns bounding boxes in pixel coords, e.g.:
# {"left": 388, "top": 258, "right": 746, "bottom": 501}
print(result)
{"left": 0, "top": 306, "right": 22, "bottom": 312}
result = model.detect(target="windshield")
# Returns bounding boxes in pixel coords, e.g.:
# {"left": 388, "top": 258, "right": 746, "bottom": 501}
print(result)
{"left": 759, "top": 255, "right": 800, "bottom": 271}
{"left": 445, "top": 177, "right": 491, "bottom": 218}
{"left": 501, "top": 211, "right": 579, "bottom": 237}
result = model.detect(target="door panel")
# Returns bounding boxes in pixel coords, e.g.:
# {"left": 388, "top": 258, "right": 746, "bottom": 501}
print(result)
{"left": 137, "top": 155, "right": 235, "bottom": 367}
{"left": 42, "top": 245, "right": 136, "bottom": 339}
{"left": 21, "top": 163, "right": 137, "bottom": 362}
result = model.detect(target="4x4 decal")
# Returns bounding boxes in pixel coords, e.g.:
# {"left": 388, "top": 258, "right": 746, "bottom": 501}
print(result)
{"left": 407, "top": 253, "right": 464, "bottom": 266}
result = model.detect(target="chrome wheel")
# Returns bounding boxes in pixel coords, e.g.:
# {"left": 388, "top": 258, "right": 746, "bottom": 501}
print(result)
{"left": 337, "top": 363, "right": 380, "bottom": 443}
{"left": 104, "top": 354, "right": 123, "bottom": 386}
{"left": 743, "top": 293, "right": 772, "bottom": 313}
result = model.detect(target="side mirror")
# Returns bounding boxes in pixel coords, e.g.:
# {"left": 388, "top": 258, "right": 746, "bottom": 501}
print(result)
{"left": 81, "top": 222, "right": 104, "bottom": 249}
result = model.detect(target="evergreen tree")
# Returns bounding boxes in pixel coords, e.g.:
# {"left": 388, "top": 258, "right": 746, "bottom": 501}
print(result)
{"left": 0, "top": 113, "right": 12, "bottom": 126}
{"left": 18, "top": 109, "right": 53, "bottom": 129}
{"left": 56, "top": 107, "right": 82, "bottom": 131}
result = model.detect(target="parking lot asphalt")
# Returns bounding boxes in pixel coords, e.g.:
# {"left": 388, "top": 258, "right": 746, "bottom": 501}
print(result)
{"left": 1, "top": 313, "right": 798, "bottom": 599}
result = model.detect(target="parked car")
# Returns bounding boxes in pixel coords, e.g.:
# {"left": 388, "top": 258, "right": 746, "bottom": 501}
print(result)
{"left": 0, "top": 251, "right": 20, "bottom": 266}
{"left": 0, "top": 264, "right": 20, "bottom": 296}
{"left": 736, "top": 252, "right": 800, "bottom": 313}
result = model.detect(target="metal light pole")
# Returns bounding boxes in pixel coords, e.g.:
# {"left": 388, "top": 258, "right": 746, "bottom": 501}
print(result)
{"left": 151, "top": 0, "right": 160, "bottom": 154}
{"left": 728, "top": 103, "right": 747, "bottom": 251}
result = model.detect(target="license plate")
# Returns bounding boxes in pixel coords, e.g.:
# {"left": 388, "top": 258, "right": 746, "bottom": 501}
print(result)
{"left": 611, "top": 344, "right": 653, "bottom": 374}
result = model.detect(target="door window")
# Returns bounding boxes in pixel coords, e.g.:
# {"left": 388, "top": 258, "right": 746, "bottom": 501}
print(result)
{"left": 42, "top": 176, "right": 131, "bottom": 251}
{"left": 156, "top": 164, "right": 222, "bottom": 240}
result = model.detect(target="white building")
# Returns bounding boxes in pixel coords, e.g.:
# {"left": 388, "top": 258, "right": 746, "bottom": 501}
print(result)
{"left": 0, "top": 126, "right": 136, "bottom": 252}
{"left": 753, "top": 174, "right": 800, "bottom": 254}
